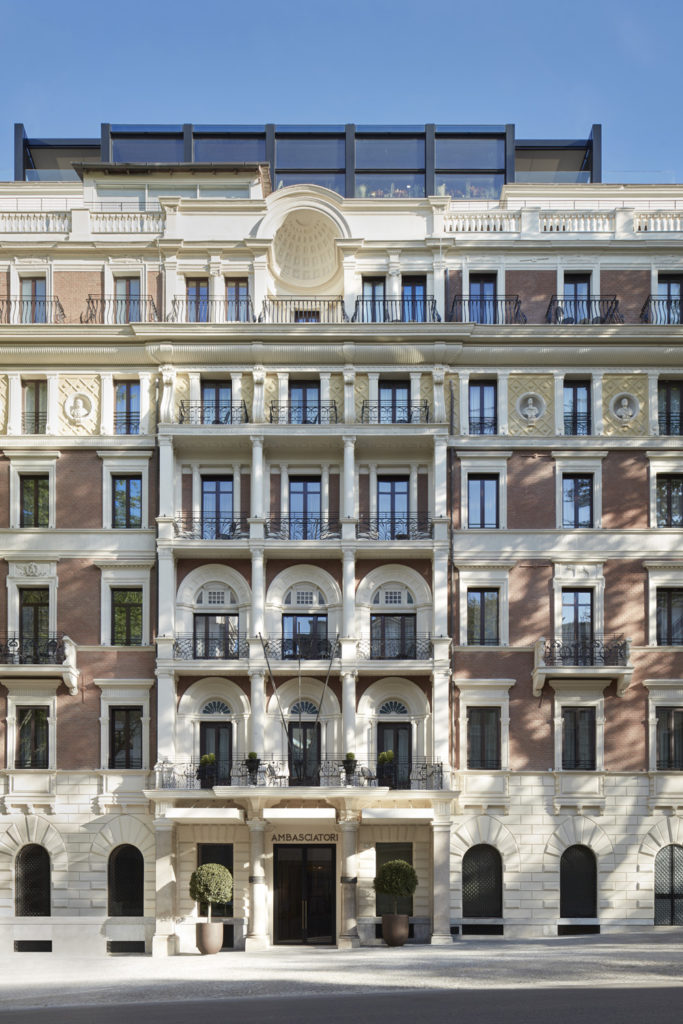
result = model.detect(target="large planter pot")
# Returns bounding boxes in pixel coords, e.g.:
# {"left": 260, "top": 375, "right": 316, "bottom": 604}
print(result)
{"left": 381, "top": 913, "right": 410, "bottom": 947}
{"left": 196, "top": 921, "right": 224, "bottom": 955}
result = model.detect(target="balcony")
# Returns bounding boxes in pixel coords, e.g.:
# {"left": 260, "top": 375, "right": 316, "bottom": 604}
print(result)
{"left": 173, "top": 633, "right": 249, "bottom": 660}
{"left": 154, "top": 755, "right": 444, "bottom": 790}
{"left": 532, "top": 635, "right": 633, "bottom": 696}
{"left": 178, "top": 400, "right": 249, "bottom": 425}
{"left": 114, "top": 412, "right": 140, "bottom": 435}
{"left": 265, "top": 636, "right": 337, "bottom": 660}
{"left": 546, "top": 296, "right": 622, "bottom": 325}
{"left": 0, "top": 298, "right": 65, "bottom": 324}
{"left": 266, "top": 516, "right": 341, "bottom": 540}
{"left": 360, "top": 400, "right": 430, "bottom": 424}
{"left": 641, "top": 297, "right": 683, "bottom": 325}
{"left": 352, "top": 297, "right": 440, "bottom": 323}
{"left": 468, "top": 416, "right": 498, "bottom": 436}
{"left": 169, "top": 297, "right": 256, "bottom": 323}
{"left": 22, "top": 412, "right": 47, "bottom": 435}
{"left": 449, "top": 296, "right": 526, "bottom": 325}
{"left": 0, "top": 634, "right": 67, "bottom": 665}
{"left": 268, "top": 401, "right": 338, "bottom": 424}
{"left": 564, "top": 413, "right": 591, "bottom": 436}
{"left": 259, "top": 297, "right": 347, "bottom": 323}
{"left": 173, "top": 514, "right": 249, "bottom": 541}
{"left": 357, "top": 634, "right": 434, "bottom": 660}
{"left": 81, "top": 296, "right": 159, "bottom": 324}
{"left": 357, "top": 515, "right": 432, "bottom": 541}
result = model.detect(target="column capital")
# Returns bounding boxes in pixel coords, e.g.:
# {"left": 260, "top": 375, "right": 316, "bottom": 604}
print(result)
{"left": 247, "top": 817, "right": 266, "bottom": 832}
{"left": 249, "top": 669, "right": 266, "bottom": 685}
{"left": 252, "top": 367, "right": 266, "bottom": 385}
{"left": 338, "top": 810, "right": 361, "bottom": 828}
{"left": 342, "top": 434, "right": 356, "bottom": 446}
{"left": 343, "top": 367, "right": 356, "bottom": 385}
{"left": 250, "top": 434, "right": 264, "bottom": 446}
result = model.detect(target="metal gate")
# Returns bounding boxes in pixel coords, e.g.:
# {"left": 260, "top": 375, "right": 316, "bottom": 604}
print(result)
{"left": 560, "top": 844, "right": 596, "bottom": 918}
{"left": 462, "top": 844, "right": 502, "bottom": 918}
{"left": 654, "top": 844, "right": 683, "bottom": 925}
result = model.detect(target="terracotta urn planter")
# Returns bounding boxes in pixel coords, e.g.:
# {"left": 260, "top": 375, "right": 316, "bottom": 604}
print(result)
{"left": 381, "top": 913, "right": 410, "bottom": 947}
{"left": 196, "top": 921, "right": 224, "bottom": 955}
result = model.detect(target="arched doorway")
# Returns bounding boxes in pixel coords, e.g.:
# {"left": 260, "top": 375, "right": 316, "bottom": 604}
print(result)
{"left": 462, "top": 844, "right": 502, "bottom": 933}
{"left": 654, "top": 844, "right": 683, "bottom": 925}
{"left": 15, "top": 844, "right": 50, "bottom": 917}
{"left": 108, "top": 844, "right": 144, "bottom": 916}
{"left": 560, "top": 844, "right": 597, "bottom": 920}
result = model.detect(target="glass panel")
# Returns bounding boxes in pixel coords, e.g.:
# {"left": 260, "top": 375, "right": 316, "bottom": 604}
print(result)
{"left": 468, "top": 475, "right": 498, "bottom": 529}
{"left": 657, "top": 476, "right": 683, "bottom": 527}
{"left": 17, "top": 707, "right": 49, "bottom": 769}
{"left": 114, "top": 277, "right": 140, "bottom": 323}
{"left": 112, "top": 589, "right": 143, "bottom": 645}
{"left": 468, "top": 707, "right": 501, "bottom": 770}
{"left": 112, "top": 476, "right": 142, "bottom": 529}
{"left": 289, "top": 383, "right": 321, "bottom": 424}
{"left": 194, "top": 136, "right": 266, "bottom": 162}
{"left": 201, "top": 477, "right": 233, "bottom": 538}
{"left": 275, "top": 173, "right": 345, "bottom": 193}
{"left": 186, "top": 279, "right": 209, "bottom": 323}
{"left": 435, "top": 137, "right": 505, "bottom": 169}
{"left": 356, "top": 138, "right": 425, "bottom": 170}
{"left": 281, "top": 614, "right": 328, "bottom": 658}
{"left": 435, "top": 173, "right": 503, "bottom": 199}
{"left": 288, "top": 722, "right": 321, "bottom": 785}
{"left": 378, "top": 383, "right": 410, "bottom": 424}
{"left": 276, "top": 137, "right": 345, "bottom": 169}
{"left": 289, "top": 478, "right": 321, "bottom": 539}
{"left": 110, "top": 707, "right": 143, "bottom": 768}
{"left": 112, "top": 136, "right": 184, "bottom": 162}
{"left": 562, "top": 475, "right": 593, "bottom": 528}
{"left": 462, "top": 845, "right": 502, "bottom": 917}
{"left": 561, "top": 590, "right": 593, "bottom": 648}
{"left": 355, "top": 173, "right": 424, "bottom": 198}
{"left": 377, "top": 477, "right": 409, "bottom": 537}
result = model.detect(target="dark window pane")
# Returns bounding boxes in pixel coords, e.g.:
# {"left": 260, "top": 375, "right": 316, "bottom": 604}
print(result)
{"left": 276, "top": 173, "right": 345, "bottom": 193}
{"left": 564, "top": 380, "right": 591, "bottom": 436}
{"left": 654, "top": 845, "right": 683, "bottom": 925}
{"left": 194, "top": 136, "right": 266, "bottom": 162}
{"left": 562, "top": 475, "right": 593, "bottom": 528}
{"left": 356, "top": 138, "right": 425, "bottom": 170}
{"left": 112, "top": 475, "right": 142, "bottom": 529}
{"left": 276, "top": 137, "right": 345, "bottom": 170}
{"left": 462, "top": 844, "right": 502, "bottom": 918}
{"left": 16, "top": 845, "right": 50, "bottom": 917}
{"left": 467, "top": 708, "right": 501, "bottom": 769}
{"left": 112, "top": 589, "right": 143, "bottom": 646}
{"left": 110, "top": 707, "right": 143, "bottom": 768}
{"left": 16, "top": 706, "right": 49, "bottom": 769}
{"left": 658, "top": 382, "right": 683, "bottom": 436}
{"left": 112, "top": 137, "right": 184, "bottom": 162}
{"left": 657, "top": 475, "right": 683, "bottom": 527}
{"left": 355, "top": 174, "right": 424, "bottom": 198}
{"left": 656, "top": 708, "right": 683, "bottom": 770}
{"left": 435, "top": 137, "right": 505, "bottom": 170}
{"left": 108, "top": 845, "right": 144, "bottom": 916}
{"left": 435, "top": 173, "right": 503, "bottom": 199}
{"left": 467, "top": 590, "right": 499, "bottom": 645}
{"left": 20, "top": 476, "right": 49, "bottom": 528}
{"left": 198, "top": 843, "right": 234, "bottom": 918}
{"left": 560, "top": 845, "right": 596, "bottom": 918}
{"left": 562, "top": 707, "right": 596, "bottom": 770}
{"left": 657, "top": 589, "right": 683, "bottom": 645}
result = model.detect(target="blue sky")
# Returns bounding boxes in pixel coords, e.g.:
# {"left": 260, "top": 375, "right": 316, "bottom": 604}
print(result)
{"left": 1, "top": 0, "right": 681, "bottom": 183}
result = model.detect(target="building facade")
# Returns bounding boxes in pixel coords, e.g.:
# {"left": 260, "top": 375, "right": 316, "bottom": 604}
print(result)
{"left": 0, "top": 122, "right": 682, "bottom": 955}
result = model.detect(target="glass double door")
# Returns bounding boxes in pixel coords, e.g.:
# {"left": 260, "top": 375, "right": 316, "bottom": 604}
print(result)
{"left": 377, "top": 722, "right": 412, "bottom": 788}
{"left": 274, "top": 845, "right": 335, "bottom": 945}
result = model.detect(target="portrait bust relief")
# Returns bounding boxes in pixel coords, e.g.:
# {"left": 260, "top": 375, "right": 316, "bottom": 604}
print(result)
{"left": 64, "top": 392, "right": 92, "bottom": 425}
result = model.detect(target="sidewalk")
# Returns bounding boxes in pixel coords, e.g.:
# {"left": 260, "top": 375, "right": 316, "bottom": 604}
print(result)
{"left": 0, "top": 934, "right": 682, "bottom": 1012}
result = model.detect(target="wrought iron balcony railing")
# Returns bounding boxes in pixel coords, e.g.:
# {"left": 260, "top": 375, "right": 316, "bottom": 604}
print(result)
{"left": 178, "top": 400, "right": 249, "bottom": 425}
{"left": 352, "top": 297, "right": 441, "bottom": 323}
{"left": 468, "top": 416, "right": 497, "bottom": 435}
{"left": 564, "top": 413, "right": 592, "bottom": 436}
{"left": 0, "top": 634, "right": 66, "bottom": 665}
{"left": 155, "top": 755, "right": 445, "bottom": 790}
{"left": 357, "top": 634, "right": 433, "bottom": 660}
{"left": 114, "top": 412, "right": 140, "bottom": 435}
{"left": 259, "top": 297, "right": 348, "bottom": 323}
{"left": 268, "top": 401, "right": 338, "bottom": 424}
{"left": 357, "top": 515, "right": 432, "bottom": 540}
{"left": 360, "top": 400, "right": 430, "bottom": 424}
{"left": 168, "top": 297, "right": 256, "bottom": 323}
{"left": 265, "top": 636, "right": 338, "bottom": 660}
{"left": 659, "top": 413, "right": 682, "bottom": 436}
{"left": 546, "top": 296, "right": 622, "bottom": 324}
{"left": 173, "top": 633, "right": 249, "bottom": 660}
{"left": 641, "top": 297, "right": 683, "bottom": 325}
{"left": 266, "top": 516, "right": 341, "bottom": 540}
{"left": 81, "top": 295, "right": 160, "bottom": 324}
{"left": 542, "top": 635, "right": 630, "bottom": 667}
{"left": 173, "top": 514, "right": 249, "bottom": 540}
{"left": 449, "top": 296, "right": 527, "bottom": 325}
{"left": 22, "top": 412, "right": 47, "bottom": 435}
{"left": 0, "top": 298, "right": 66, "bottom": 324}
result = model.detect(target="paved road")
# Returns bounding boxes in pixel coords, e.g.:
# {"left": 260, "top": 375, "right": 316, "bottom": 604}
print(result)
{"left": 4, "top": 987, "right": 683, "bottom": 1024}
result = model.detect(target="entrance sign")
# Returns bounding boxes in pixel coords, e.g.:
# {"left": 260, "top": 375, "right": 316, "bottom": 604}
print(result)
{"left": 272, "top": 832, "right": 338, "bottom": 843}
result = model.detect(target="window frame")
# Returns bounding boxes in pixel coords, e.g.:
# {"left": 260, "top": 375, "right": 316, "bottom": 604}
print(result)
{"left": 457, "top": 566, "right": 510, "bottom": 647}
{"left": 97, "top": 563, "right": 152, "bottom": 646}
{"left": 648, "top": 454, "right": 683, "bottom": 528}
{"left": 553, "top": 453, "right": 605, "bottom": 530}
{"left": 643, "top": 679, "right": 683, "bottom": 771}
{"left": 468, "top": 380, "right": 498, "bottom": 436}
{"left": 646, "top": 562, "right": 683, "bottom": 646}
{"left": 15, "top": 705, "right": 50, "bottom": 769}
{"left": 95, "top": 679, "right": 153, "bottom": 770}
{"left": 655, "top": 706, "right": 683, "bottom": 771}
{"left": 5, "top": 681, "right": 59, "bottom": 771}
{"left": 111, "top": 474, "right": 143, "bottom": 529}
{"left": 111, "top": 588, "right": 144, "bottom": 647}
{"left": 458, "top": 453, "right": 510, "bottom": 531}
{"left": 114, "top": 380, "right": 141, "bottom": 435}
{"left": 466, "top": 588, "right": 500, "bottom": 646}
{"left": 552, "top": 561, "right": 605, "bottom": 641}
{"left": 658, "top": 379, "right": 683, "bottom": 436}
{"left": 467, "top": 706, "right": 501, "bottom": 770}
{"left": 561, "top": 705, "right": 597, "bottom": 770}
{"left": 98, "top": 451, "right": 151, "bottom": 530}
{"left": 7, "top": 452, "right": 59, "bottom": 530}
{"left": 457, "top": 681, "right": 513, "bottom": 772}
{"left": 561, "top": 473, "right": 594, "bottom": 529}
{"left": 563, "top": 378, "right": 592, "bottom": 436}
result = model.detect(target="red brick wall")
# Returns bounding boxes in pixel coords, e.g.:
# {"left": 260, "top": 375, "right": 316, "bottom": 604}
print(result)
{"left": 147, "top": 270, "right": 163, "bottom": 313}
{"left": 509, "top": 562, "right": 553, "bottom": 645}
{"left": 56, "top": 451, "right": 102, "bottom": 529}
{"left": 507, "top": 452, "right": 555, "bottom": 530}
{"left": 602, "top": 451, "right": 648, "bottom": 529}
{"left": 53, "top": 270, "right": 102, "bottom": 324}
{"left": 601, "top": 269, "right": 650, "bottom": 325}
{"left": 604, "top": 559, "right": 647, "bottom": 645}
{"left": 58, "top": 559, "right": 100, "bottom": 643}
{"left": 329, "top": 473, "right": 340, "bottom": 521}
{"left": 445, "top": 270, "right": 462, "bottom": 320}
{"left": 506, "top": 269, "right": 556, "bottom": 325}
{"left": 181, "top": 473, "right": 192, "bottom": 514}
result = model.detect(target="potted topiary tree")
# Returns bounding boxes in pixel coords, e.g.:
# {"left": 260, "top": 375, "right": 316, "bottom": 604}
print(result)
{"left": 196, "top": 752, "right": 216, "bottom": 789}
{"left": 342, "top": 751, "right": 356, "bottom": 784}
{"left": 190, "top": 862, "right": 233, "bottom": 954}
{"left": 245, "top": 751, "right": 260, "bottom": 784}
{"left": 377, "top": 749, "right": 395, "bottom": 787}
{"left": 373, "top": 858, "right": 418, "bottom": 947}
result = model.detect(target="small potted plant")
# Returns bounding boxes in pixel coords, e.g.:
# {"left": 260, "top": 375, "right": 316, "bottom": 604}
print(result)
{"left": 373, "top": 859, "right": 418, "bottom": 947}
{"left": 342, "top": 751, "right": 356, "bottom": 783}
{"left": 190, "top": 863, "right": 233, "bottom": 955}
{"left": 196, "top": 752, "right": 216, "bottom": 789}
{"left": 245, "top": 751, "right": 260, "bottom": 784}
{"left": 377, "top": 749, "right": 395, "bottom": 787}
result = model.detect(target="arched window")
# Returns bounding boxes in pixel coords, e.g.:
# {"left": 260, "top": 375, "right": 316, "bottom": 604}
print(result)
{"left": 15, "top": 844, "right": 50, "bottom": 917}
{"left": 282, "top": 585, "right": 328, "bottom": 659}
{"left": 108, "top": 844, "right": 144, "bottom": 916}
{"left": 288, "top": 701, "right": 321, "bottom": 786}
{"left": 378, "top": 700, "right": 409, "bottom": 716}
{"left": 654, "top": 844, "right": 683, "bottom": 925}
{"left": 462, "top": 844, "right": 502, "bottom": 919}
{"left": 199, "top": 700, "right": 233, "bottom": 786}
{"left": 371, "top": 585, "right": 417, "bottom": 660}
{"left": 192, "top": 585, "right": 240, "bottom": 660}
{"left": 560, "top": 845, "right": 597, "bottom": 918}
{"left": 201, "top": 700, "right": 232, "bottom": 716}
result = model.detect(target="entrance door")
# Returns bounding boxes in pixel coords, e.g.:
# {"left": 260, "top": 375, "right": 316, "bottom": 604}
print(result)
{"left": 377, "top": 721, "right": 411, "bottom": 788}
{"left": 274, "top": 845, "right": 335, "bottom": 945}
{"left": 199, "top": 721, "right": 232, "bottom": 786}
{"left": 288, "top": 721, "right": 321, "bottom": 786}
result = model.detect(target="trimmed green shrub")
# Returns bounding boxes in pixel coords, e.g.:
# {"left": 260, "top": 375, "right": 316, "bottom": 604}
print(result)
{"left": 373, "top": 859, "right": 418, "bottom": 915}
{"left": 190, "top": 863, "right": 233, "bottom": 922}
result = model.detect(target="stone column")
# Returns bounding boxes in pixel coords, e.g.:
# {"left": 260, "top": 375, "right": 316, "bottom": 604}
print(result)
{"left": 250, "top": 435, "right": 265, "bottom": 520}
{"left": 157, "top": 549, "right": 175, "bottom": 637}
{"left": 433, "top": 435, "right": 448, "bottom": 520}
{"left": 138, "top": 371, "right": 151, "bottom": 434}
{"left": 45, "top": 373, "right": 59, "bottom": 435}
{"left": 367, "top": 372, "right": 379, "bottom": 424}
{"left": 343, "top": 437, "right": 356, "bottom": 519}
{"left": 158, "top": 436, "right": 175, "bottom": 519}
{"left": 459, "top": 372, "right": 469, "bottom": 435}
{"left": 554, "top": 372, "right": 564, "bottom": 435}
{"left": 250, "top": 670, "right": 266, "bottom": 754}
{"left": 648, "top": 371, "right": 659, "bottom": 435}
{"left": 338, "top": 812, "right": 361, "bottom": 948}
{"left": 431, "top": 809, "right": 453, "bottom": 944}
{"left": 6, "top": 373, "right": 21, "bottom": 435}
{"left": 245, "top": 818, "right": 269, "bottom": 950}
{"left": 251, "top": 547, "right": 265, "bottom": 638}
{"left": 498, "top": 371, "right": 509, "bottom": 436}
{"left": 432, "top": 366, "right": 446, "bottom": 424}
{"left": 341, "top": 670, "right": 357, "bottom": 754}
{"left": 343, "top": 368, "right": 356, "bottom": 424}
{"left": 156, "top": 672, "right": 176, "bottom": 762}
{"left": 593, "top": 372, "right": 604, "bottom": 435}
{"left": 152, "top": 815, "right": 177, "bottom": 957}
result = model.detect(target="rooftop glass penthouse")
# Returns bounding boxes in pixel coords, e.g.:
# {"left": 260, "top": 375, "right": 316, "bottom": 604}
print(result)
{"left": 14, "top": 122, "right": 601, "bottom": 197}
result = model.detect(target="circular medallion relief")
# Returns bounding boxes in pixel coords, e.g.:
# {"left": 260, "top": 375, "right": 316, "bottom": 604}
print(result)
{"left": 271, "top": 209, "right": 340, "bottom": 287}
{"left": 517, "top": 392, "right": 545, "bottom": 426}
{"left": 610, "top": 392, "right": 639, "bottom": 426}
{"left": 64, "top": 392, "right": 92, "bottom": 425}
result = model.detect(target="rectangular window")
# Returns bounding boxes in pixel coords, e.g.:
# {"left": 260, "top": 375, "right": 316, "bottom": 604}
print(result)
{"left": 562, "top": 707, "right": 596, "bottom": 770}
{"left": 22, "top": 380, "right": 47, "bottom": 435}
{"left": 19, "top": 588, "right": 49, "bottom": 663}
{"left": 201, "top": 380, "right": 232, "bottom": 424}
{"left": 225, "top": 278, "right": 249, "bottom": 322}
{"left": 281, "top": 614, "right": 328, "bottom": 659}
{"left": 20, "top": 475, "right": 49, "bottom": 528}
{"left": 467, "top": 707, "right": 501, "bottom": 770}
{"left": 16, "top": 707, "right": 49, "bottom": 769}
{"left": 360, "top": 277, "right": 386, "bottom": 323}
{"left": 114, "top": 381, "right": 140, "bottom": 435}
{"left": 561, "top": 588, "right": 593, "bottom": 645}
{"left": 377, "top": 476, "right": 410, "bottom": 538}
{"left": 289, "top": 477, "right": 321, "bottom": 539}
{"left": 378, "top": 381, "right": 411, "bottom": 424}
{"left": 656, "top": 475, "right": 683, "bottom": 527}
{"left": 375, "top": 842, "right": 413, "bottom": 916}
{"left": 193, "top": 613, "right": 240, "bottom": 659}
{"left": 112, "top": 475, "right": 142, "bottom": 529}
{"left": 469, "top": 381, "right": 497, "bottom": 435}
{"left": 201, "top": 476, "right": 234, "bottom": 539}
{"left": 356, "top": 137, "right": 425, "bottom": 170}
{"left": 111, "top": 589, "right": 143, "bottom": 646}
{"left": 401, "top": 276, "right": 427, "bottom": 322}
{"left": 276, "top": 136, "right": 345, "bottom": 170}
{"left": 467, "top": 589, "right": 499, "bottom": 645}
{"left": 109, "top": 706, "right": 143, "bottom": 769}
{"left": 563, "top": 273, "right": 591, "bottom": 323}
{"left": 658, "top": 381, "right": 683, "bottom": 436}
{"left": 469, "top": 274, "right": 497, "bottom": 324}
{"left": 564, "top": 380, "right": 591, "bottom": 436}
{"left": 468, "top": 474, "right": 499, "bottom": 529}
{"left": 562, "top": 474, "right": 593, "bottom": 528}
{"left": 289, "top": 381, "right": 321, "bottom": 424}
{"left": 656, "top": 589, "right": 683, "bottom": 645}
{"left": 370, "top": 614, "right": 417, "bottom": 659}
{"left": 114, "top": 277, "right": 141, "bottom": 324}
{"left": 657, "top": 276, "right": 682, "bottom": 325}
{"left": 20, "top": 277, "right": 46, "bottom": 324}
{"left": 186, "top": 278, "right": 209, "bottom": 322}
{"left": 656, "top": 707, "right": 683, "bottom": 770}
